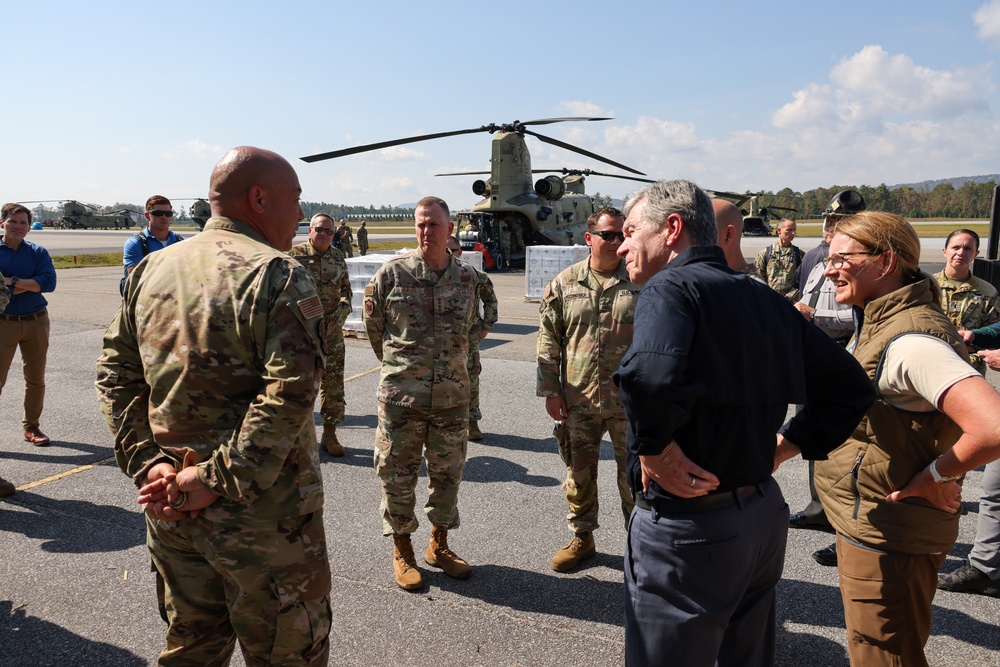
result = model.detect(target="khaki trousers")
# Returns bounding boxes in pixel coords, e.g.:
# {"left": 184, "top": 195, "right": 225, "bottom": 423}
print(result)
{"left": 0, "top": 312, "right": 49, "bottom": 428}
{"left": 837, "top": 534, "right": 946, "bottom": 667}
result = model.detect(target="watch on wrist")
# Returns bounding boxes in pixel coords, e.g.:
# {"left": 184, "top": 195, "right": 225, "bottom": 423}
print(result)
{"left": 929, "top": 458, "right": 961, "bottom": 484}
{"left": 9, "top": 276, "right": 19, "bottom": 286}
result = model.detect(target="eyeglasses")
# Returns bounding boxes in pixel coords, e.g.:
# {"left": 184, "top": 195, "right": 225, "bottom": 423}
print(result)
{"left": 821, "top": 252, "right": 877, "bottom": 269}
{"left": 312, "top": 227, "right": 336, "bottom": 235}
{"left": 147, "top": 210, "right": 174, "bottom": 218}
{"left": 591, "top": 230, "right": 625, "bottom": 243}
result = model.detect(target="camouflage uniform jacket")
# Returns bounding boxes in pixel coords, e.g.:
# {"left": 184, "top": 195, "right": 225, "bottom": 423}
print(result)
{"left": 755, "top": 243, "right": 802, "bottom": 298}
{"left": 363, "top": 249, "right": 478, "bottom": 409}
{"left": 0, "top": 273, "right": 8, "bottom": 313}
{"left": 287, "top": 241, "right": 352, "bottom": 348}
{"left": 469, "top": 264, "right": 499, "bottom": 340}
{"left": 96, "top": 216, "right": 327, "bottom": 523}
{"left": 536, "top": 259, "right": 639, "bottom": 415}
{"left": 934, "top": 269, "right": 1000, "bottom": 371}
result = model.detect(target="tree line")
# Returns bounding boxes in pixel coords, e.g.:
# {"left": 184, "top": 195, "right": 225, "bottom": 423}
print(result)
{"left": 761, "top": 180, "right": 998, "bottom": 220}
{"left": 23, "top": 180, "right": 999, "bottom": 225}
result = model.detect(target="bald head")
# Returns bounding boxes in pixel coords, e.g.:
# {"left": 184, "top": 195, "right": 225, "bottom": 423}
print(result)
{"left": 208, "top": 146, "right": 303, "bottom": 251}
{"left": 713, "top": 199, "right": 747, "bottom": 270}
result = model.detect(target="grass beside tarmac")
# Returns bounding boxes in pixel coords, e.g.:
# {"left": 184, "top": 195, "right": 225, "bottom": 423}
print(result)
{"left": 51, "top": 242, "right": 411, "bottom": 269}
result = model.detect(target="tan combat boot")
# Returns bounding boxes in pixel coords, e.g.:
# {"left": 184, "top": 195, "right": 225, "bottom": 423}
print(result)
{"left": 0, "top": 476, "right": 16, "bottom": 497}
{"left": 468, "top": 420, "right": 483, "bottom": 441}
{"left": 550, "top": 531, "right": 595, "bottom": 573}
{"left": 321, "top": 427, "right": 345, "bottom": 456}
{"left": 425, "top": 526, "right": 472, "bottom": 579}
{"left": 392, "top": 533, "right": 423, "bottom": 590}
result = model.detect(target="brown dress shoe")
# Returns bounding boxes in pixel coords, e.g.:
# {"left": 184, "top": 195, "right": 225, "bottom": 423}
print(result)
{"left": 0, "top": 476, "right": 16, "bottom": 497}
{"left": 24, "top": 426, "right": 50, "bottom": 446}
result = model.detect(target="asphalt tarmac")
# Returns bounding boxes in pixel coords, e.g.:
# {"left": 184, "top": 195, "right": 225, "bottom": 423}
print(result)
{"left": 1, "top": 265, "right": 998, "bottom": 666}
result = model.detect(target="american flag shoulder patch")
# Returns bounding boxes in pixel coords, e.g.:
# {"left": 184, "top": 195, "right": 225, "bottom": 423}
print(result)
{"left": 298, "top": 295, "right": 324, "bottom": 320}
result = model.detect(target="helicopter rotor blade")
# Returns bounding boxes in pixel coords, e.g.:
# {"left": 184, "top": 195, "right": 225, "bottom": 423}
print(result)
{"left": 516, "top": 117, "right": 613, "bottom": 126}
{"left": 532, "top": 168, "right": 655, "bottom": 183}
{"left": 434, "top": 171, "right": 491, "bottom": 177}
{"left": 301, "top": 126, "right": 493, "bottom": 163}
{"left": 523, "top": 129, "right": 645, "bottom": 175}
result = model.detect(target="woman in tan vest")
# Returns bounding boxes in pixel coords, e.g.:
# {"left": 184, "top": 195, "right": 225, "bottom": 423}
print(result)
{"left": 813, "top": 212, "right": 1000, "bottom": 666}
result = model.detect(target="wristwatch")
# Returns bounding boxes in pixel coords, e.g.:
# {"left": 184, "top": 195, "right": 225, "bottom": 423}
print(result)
{"left": 929, "top": 458, "right": 961, "bottom": 484}
{"left": 9, "top": 276, "right": 19, "bottom": 286}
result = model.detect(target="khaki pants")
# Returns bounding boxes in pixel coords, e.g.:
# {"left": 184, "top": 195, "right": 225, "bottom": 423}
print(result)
{"left": 837, "top": 534, "right": 946, "bottom": 667}
{"left": 0, "top": 311, "right": 50, "bottom": 428}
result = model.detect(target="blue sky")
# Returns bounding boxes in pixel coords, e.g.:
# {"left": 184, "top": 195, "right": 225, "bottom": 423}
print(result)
{"left": 3, "top": 1, "right": 1000, "bottom": 212}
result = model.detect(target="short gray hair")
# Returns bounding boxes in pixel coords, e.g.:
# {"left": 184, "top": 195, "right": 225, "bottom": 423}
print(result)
{"left": 624, "top": 179, "right": 717, "bottom": 246}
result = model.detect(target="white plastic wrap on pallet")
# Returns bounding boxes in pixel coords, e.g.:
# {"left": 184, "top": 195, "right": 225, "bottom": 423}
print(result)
{"left": 341, "top": 251, "right": 482, "bottom": 332}
{"left": 343, "top": 254, "right": 396, "bottom": 333}
{"left": 524, "top": 245, "right": 591, "bottom": 299}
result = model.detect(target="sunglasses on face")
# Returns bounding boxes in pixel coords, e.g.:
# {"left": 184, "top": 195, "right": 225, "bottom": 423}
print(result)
{"left": 148, "top": 210, "right": 174, "bottom": 218}
{"left": 591, "top": 230, "right": 625, "bottom": 243}
{"left": 312, "top": 227, "right": 336, "bottom": 235}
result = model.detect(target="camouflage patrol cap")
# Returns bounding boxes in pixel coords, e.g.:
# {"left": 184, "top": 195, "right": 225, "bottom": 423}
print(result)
{"left": 824, "top": 190, "right": 866, "bottom": 217}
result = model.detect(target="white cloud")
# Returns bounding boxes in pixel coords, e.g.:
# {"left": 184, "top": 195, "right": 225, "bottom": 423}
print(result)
{"left": 369, "top": 146, "right": 428, "bottom": 162}
{"left": 975, "top": 0, "right": 1000, "bottom": 42}
{"left": 559, "top": 101, "right": 615, "bottom": 119}
{"left": 579, "top": 45, "right": 1000, "bottom": 193}
{"left": 163, "top": 140, "right": 225, "bottom": 160}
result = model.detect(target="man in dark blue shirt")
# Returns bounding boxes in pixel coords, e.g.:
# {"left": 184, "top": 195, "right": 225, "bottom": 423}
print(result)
{"left": 613, "top": 180, "right": 872, "bottom": 667}
{"left": 0, "top": 203, "right": 57, "bottom": 445}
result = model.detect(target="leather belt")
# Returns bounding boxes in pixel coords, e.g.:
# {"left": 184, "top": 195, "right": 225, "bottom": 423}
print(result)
{"left": 634, "top": 485, "right": 760, "bottom": 515}
{"left": 0, "top": 307, "right": 47, "bottom": 322}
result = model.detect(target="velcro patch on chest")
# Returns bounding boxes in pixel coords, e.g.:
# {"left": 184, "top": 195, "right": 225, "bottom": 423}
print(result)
{"left": 298, "top": 295, "right": 324, "bottom": 320}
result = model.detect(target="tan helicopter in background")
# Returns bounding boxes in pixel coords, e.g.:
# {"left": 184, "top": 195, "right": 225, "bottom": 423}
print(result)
{"left": 19, "top": 200, "right": 139, "bottom": 229}
{"left": 712, "top": 192, "right": 799, "bottom": 237}
{"left": 300, "top": 117, "right": 653, "bottom": 269}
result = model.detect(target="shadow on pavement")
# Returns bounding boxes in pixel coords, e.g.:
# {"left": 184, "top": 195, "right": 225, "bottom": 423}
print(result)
{"left": 462, "top": 456, "right": 559, "bottom": 487}
{"left": 435, "top": 562, "right": 624, "bottom": 626}
{"left": 0, "top": 492, "right": 145, "bottom": 553}
{"left": 0, "top": 440, "right": 111, "bottom": 466}
{"left": 0, "top": 600, "right": 145, "bottom": 666}
{"left": 778, "top": 578, "right": 1000, "bottom": 652}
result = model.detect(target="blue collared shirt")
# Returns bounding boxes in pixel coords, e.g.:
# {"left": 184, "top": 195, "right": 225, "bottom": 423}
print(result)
{"left": 0, "top": 237, "right": 57, "bottom": 315}
{"left": 123, "top": 227, "right": 184, "bottom": 269}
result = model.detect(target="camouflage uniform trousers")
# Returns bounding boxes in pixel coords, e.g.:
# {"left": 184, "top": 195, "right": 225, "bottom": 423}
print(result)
{"left": 555, "top": 410, "right": 634, "bottom": 534}
{"left": 320, "top": 326, "right": 345, "bottom": 427}
{"left": 146, "top": 509, "right": 331, "bottom": 667}
{"left": 374, "top": 401, "right": 469, "bottom": 536}
{"left": 467, "top": 339, "right": 483, "bottom": 421}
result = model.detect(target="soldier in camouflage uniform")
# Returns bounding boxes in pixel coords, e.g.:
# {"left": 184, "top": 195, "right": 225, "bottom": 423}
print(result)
{"left": 364, "top": 196, "right": 478, "bottom": 591}
{"left": 337, "top": 218, "right": 354, "bottom": 258}
{"left": 714, "top": 199, "right": 766, "bottom": 283}
{"left": 0, "top": 275, "right": 13, "bottom": 497}
{"left": 446, "top": 235, "right": 499, "bottom": 441}
{"left": 357, "top": 221, "right": 369, "bottom": 256}
{"left": 537, "top": 207, "right": 639, "bottom": 573}
{"left": 96, "top": 147, "right": 332, "bottom": 667}
{"left": 754, "top": 217, "right": 803, "bottom": 298}
{"left": 288, "top": 213, "right": 352, "bottom": 455}
{"left": 934, "top": 228, "right": 1000, "bottom": 375}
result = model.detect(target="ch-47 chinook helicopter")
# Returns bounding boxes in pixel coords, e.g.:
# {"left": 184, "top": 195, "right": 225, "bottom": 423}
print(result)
{"left": 300, "top": 117, "right": 652, "bottom": 268}
{"left": 712, "top": 192, "right": 799, "bottom": 237}
{"left": 18, "top": 200, "right": 139, "bottom": 229}
{"left": 173, "top": 198, "right": 212, "bottom": 230}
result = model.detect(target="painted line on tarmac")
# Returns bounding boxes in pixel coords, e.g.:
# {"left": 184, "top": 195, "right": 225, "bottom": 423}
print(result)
{"left": 346, "top": 366, "right": 381, "bottom": 382}
{"left": 16, "top": 456, "right": 115, "bottom": 491}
